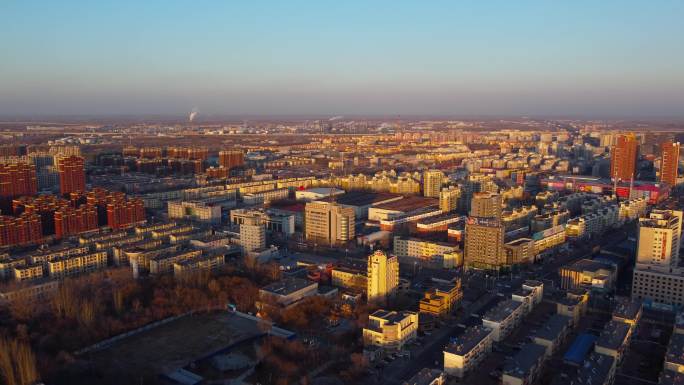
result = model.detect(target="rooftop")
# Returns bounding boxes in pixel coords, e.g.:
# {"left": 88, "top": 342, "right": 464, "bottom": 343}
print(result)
{"left": 661, "top": 370, "right": 684, "bottom": 385}
{"left": 372, "top": 195, "right": 439, "bottom": 212}
{"left": 612, "top": 298, "right": 642, "bottom": 321}
{"left": 574, "top": 352, "right": 616, "bottom": 385}
{"left": 403, "top": 368, "right": 444, "bottom": 385}
{"left": 666, "top": 333, "right": 684, "bottom": 366}
{"left": 444, "top": 326, "right": 492, "bottom": 356}
{"left": 595, "top": 320, "right": 630, "bottom": 350}
{"left": 563, "top": 258, "right": 613, "bottom": 273}
{"left": 533, "top": 314, "right": 571, "bottom": 342}
{"left": 369, "top": 309, "right": 415, "bottom": 325}
{"left": 260, "top": 278, "right": 317, "bottom": 296}
{"left": 334, "top": 191, "right": 401, "bottom": 206}
{"left": 483, "top": 299, "right": 523, "bottom": 323}
{"left": 503, "top": 343, "right": 546, "bottom": 379}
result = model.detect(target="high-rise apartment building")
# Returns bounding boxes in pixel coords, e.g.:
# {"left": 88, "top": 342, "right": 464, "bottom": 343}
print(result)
{"left": 240, "top": 214, "right": 266, "bottom": 253}
{"left": 106, "top": 199, "right": 145, "bottom": 230}
{"left": 367, "top": 250, "right": 399, "bottom": 303}
{"left": 439, "top": 186, "right": 461, "bottom": 213}
{"left": 632, "top": 209, "right": 684, "bottom": 307}
{"left": 660, "top": 141, "right": 680, "bottom": 186}
{"left": 423, "top": 170, "right": 444, "bottom": 198}
{"left": 470, "top": 192, "right": 502, "bottom": 221}
{"left": 464, "top": 218, "right": 506, "bottom": 269}
{"left": 57, "top": 155, "right": 86, "bottom": 195}
{"left": 0, "top": 213, "right": 42, "bottom": 246}
{"left": 0, "top": 163, "right": 37, "bottom": 199}
{"left": 304, "top": 201, "right": 355, "bottom": 246}
{"left": 635, "top": 210, "right": 682, "bottom": 271}
{"left": 54, "top": 205, "right": 99, "bottom": 239}
{"left": 219, "top": 150, "right": 245, "bottom": 170}
{"left": 610, "top": 134, "right": 639, "bottom": 181}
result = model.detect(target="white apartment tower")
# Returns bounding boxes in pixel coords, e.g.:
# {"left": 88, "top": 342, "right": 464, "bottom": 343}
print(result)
{"left": 367, "top": 250, "right": 399, "bottom": 304}
{"left": 240, "top": 215, "right": 266, "bottom": 254}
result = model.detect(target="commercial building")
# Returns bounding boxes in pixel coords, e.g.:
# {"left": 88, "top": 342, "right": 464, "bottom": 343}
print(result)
{"left": 610, "top": 133, "right": 639, "bottom": 181}
{"left": 57, "top": 155, "right": 86, "bottom": 195}
{"left": 367, "top": 250, "right": 399, "bottom": 304}
{"left": 295, "top": 187, "right": 344, "bottom": 201}
{"left": 363, "top": 309, "right": 418, "bottom": 351}
{"left": 443, "top": 326, "right": 493, "bottom": 378}
{"left": 242, "top": 188, "right": 289, "bottom": 206}
{"left": 482, "top": 299, "right": 524, "bottom": 342}
{"left": 469, "top": 192, "right": 502, "bottom": 220}
{"left": 230, "top": 208, "right": 294, "bottom": 237}
{"left": 464, "top": 218, "right": 506, "bottom": 269}
{"left": 559, "top": 259, "right": 616, "bottom": 291}
{"left": 258, "top": 278, "right": 319, "bottom": 310}
{"left": 423, "top": 170, "right": 444, "bottom": 198}
{"left": 501, "top": 343, "right": 546, "bottom": 385}
{"left": 331, "top": 264, "right": 367, "bottom": 292}
{"left": 660, "top": 141, "right": 680, "bottom": 186}
{"left": 504, "top": 238, "right": 534, "bottom": 265}
{"left": 304, "top": 201, "right": 355, "bottom": 246}
{"left": 393, "top": 236, "right": 462, "bottom": 268}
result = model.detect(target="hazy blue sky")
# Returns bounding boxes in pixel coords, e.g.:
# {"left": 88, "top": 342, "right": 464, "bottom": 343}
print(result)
{"left": 1, "top": 1, "right": 683, "bottom": 117}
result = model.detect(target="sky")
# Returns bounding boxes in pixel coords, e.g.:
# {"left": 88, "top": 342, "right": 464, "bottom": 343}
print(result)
{"left": 1, "top": 1, "right": 683, "bottom": 118}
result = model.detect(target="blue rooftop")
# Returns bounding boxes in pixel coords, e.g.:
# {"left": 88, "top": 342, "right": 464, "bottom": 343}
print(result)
{"left": 563, "top": 333, "right": 597, "bottom": 365}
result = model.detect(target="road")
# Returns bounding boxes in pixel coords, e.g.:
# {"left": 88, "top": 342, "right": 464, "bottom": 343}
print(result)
{"left": 362, "top": 225, "right": 631, "bottom": 384}
{"left": 369, "top": 291, "right": 496, "bottom": 385}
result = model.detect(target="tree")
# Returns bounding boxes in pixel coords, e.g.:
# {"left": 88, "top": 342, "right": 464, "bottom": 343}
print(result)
{"left": 0, "top": 336, "right": 39, "bottom": 385}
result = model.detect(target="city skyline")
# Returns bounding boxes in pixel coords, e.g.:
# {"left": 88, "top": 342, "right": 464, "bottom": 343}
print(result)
{"left": 2, "top": 1, "right": 684, "bottom": 117}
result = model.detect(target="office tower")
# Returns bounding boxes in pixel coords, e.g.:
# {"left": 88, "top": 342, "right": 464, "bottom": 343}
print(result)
{"left": 304, "top": 201, "right": 355, "bottom": 246}
{"left": 0, "top": 162, "right": 37, "bottom": 199}
{"left": 660, "top": 141, "right": 680, "bottom": 186}
{"left": 423, "top": 170, "right": 444, "bottom": 198}
{"left": 439, "top": 186, "right": 461, "bottom": 213}
{"left": 610, "top": 134, "right": 639, "bottom": 181}
{"left": 240, "top": 214, "right": 266, "bottom": 253}
{"left": 57, "top": 155, "right": 86, "bottom": 195}
{"left": 219, "top": 150, "right": 245, "bottom": 169}
{"left": 464, "top": 219, "right": 506, "bottom": 269}
{"left": 470, "top": 192, "right": 502, "bottom": 221}
{"left": 632, "top": 210, "right": 684, "bottom": 306}
{"left": 367, "top": 250, "right": 399, "bottom": 304}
